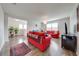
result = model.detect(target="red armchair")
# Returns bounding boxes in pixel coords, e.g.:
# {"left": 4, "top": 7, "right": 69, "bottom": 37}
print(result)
{"left": 47, "top": 31, "right": 60, "bottom": 38}
{"left": 27, "top": 31, "right": 51, "bottom": 52}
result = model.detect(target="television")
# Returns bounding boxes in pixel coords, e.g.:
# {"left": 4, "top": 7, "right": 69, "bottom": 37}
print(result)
{"left": 65, "top": 22, "right": 68, "bottom": 34}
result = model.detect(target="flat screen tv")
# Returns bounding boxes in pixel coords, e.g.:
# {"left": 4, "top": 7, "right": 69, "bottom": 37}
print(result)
{"left": 65, "top": 22, "right": 68, "bottom": 34}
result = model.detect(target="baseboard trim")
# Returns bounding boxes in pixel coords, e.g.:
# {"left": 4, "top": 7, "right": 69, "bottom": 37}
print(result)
{"left": 0, "top": 41, "right": 5, "bottom": 51}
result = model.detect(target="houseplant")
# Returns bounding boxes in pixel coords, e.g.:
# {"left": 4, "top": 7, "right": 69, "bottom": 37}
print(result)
{"left": 14, "top": 27, "right": 19, "bottom": 35}
{"left": 9, "top": 26, "right": 14, "bottom": 38}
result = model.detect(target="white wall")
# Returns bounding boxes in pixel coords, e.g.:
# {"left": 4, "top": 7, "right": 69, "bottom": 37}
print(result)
{"left": 40, "top": 22, "right": 46, "bottom": 31}
{"left": 4, "top": 14, "right": 9, "bottom": 42}
{"left": 70, "top": 6, "right": 77, "bottom": 34}
{"left": 0, "top": 5, "right": 4, "bottom": 51}
{"left": 47, "top": 17, "right": 70, "bottom": 36}
{"left": 27, "top": 19, "right": 41, "bottom": 32}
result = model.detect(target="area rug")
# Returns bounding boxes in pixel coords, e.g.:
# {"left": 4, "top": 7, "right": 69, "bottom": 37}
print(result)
{"left": 10, "top": 42, "right": 31, "bottom": 56}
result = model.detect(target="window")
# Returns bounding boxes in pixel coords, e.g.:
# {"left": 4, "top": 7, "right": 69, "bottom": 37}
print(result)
{"left": 47, "top": 23, "right": 52, "bottom": 31}
{"left": 19, "top": 24, "right": 23, "bottom": 29}
{"left": 47, "top": 23, "right": 58, "bottom": 31}
{"left": 24, "top": 24, "right": 27, "bottom": 29}
{"left": 19, "top": 24, "right": 27, "bottom": 29}
{"left": 52, "top": 23, "right": 58, "bottom": 31}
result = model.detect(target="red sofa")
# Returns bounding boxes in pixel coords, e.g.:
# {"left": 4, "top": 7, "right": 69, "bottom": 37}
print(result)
{"left": 27, "top": 31, "right": 51, "bottom": 52}
{"left": 47, "top": 31, "right": 60, "bottom": 38}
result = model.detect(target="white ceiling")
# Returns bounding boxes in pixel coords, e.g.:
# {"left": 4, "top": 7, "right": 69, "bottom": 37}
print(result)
{"left": 1, "top": 3, "right": 77, "bottom": 21}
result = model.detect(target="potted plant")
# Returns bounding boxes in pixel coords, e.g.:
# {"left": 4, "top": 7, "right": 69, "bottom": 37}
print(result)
{"left": 8, "top": 26, "right": 14, "bottom": 38}
{"left": 14, "top": 27, "right": 19, "bottom": 35}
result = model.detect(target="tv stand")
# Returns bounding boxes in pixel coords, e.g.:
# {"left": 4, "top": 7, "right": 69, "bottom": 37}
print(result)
{"left": 61, "top": 34, "right": 77, "bottom": 52}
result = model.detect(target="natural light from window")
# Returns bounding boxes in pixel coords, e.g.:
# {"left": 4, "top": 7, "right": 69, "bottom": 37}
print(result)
{"left": 47, "top": 23, "right": 52, "bottom": 31}
{"left": 47, "top": 23, "right": 58, "bottom": 31}
{"left": 19, "top": 24, "right": 27, "bottom": 29}
{"left": 19, "top": 24, "right": 23, "bottom": 29}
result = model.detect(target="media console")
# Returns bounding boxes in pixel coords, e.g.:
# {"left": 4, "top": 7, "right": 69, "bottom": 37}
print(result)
{"left": 61, "top": 34, "right": 77, "bottom": 52}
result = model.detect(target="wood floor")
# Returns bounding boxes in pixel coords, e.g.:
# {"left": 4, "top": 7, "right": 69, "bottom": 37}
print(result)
{"left": 0, "top": 36, "right": 77, "bottom": 56}
{"left": 25, "top": 38, "right": 76, "bottom": 56}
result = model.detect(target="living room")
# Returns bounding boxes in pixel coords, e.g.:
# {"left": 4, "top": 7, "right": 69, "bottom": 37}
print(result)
{"left": 0, "top": 3, "right": 79, "bottom": 56}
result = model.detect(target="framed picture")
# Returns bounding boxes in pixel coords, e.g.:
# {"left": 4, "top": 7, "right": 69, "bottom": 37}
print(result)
{"left": 77, "top": 5, "right": 79, "bottom": 32}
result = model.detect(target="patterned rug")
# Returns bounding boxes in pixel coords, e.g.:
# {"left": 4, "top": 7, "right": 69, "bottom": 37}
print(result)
{"left": 10, "top": 42, "right": 31, "bottom": 56}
